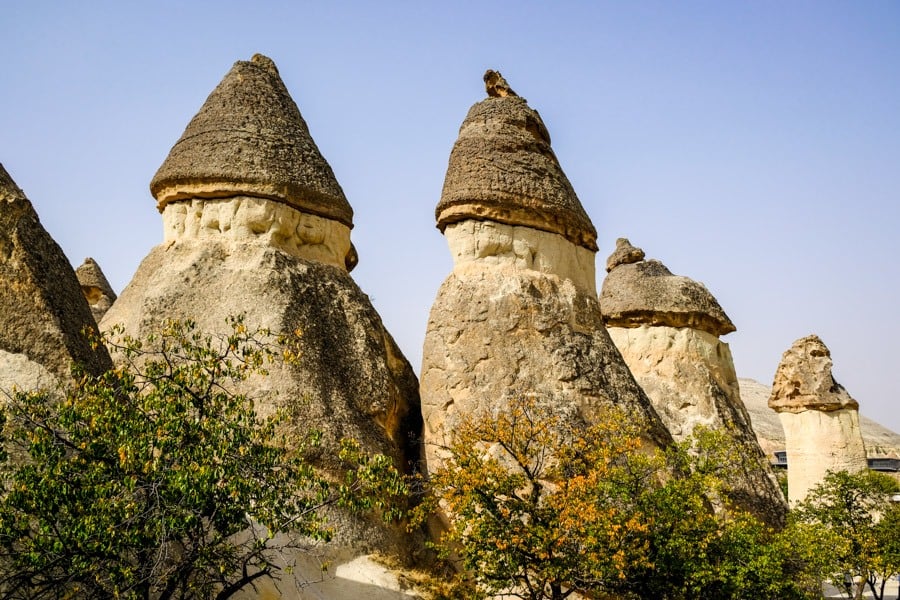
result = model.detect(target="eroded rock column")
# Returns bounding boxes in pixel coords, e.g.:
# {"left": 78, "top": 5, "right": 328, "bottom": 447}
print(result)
{"left": 769, "top": 335, "right": 868, "bottom": 505}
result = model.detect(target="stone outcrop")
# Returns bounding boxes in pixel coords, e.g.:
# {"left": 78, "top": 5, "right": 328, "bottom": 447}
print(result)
{"left": 600, "top": 240, "right": 787, "bottom": 525}
{"left": 0, "top": 164, "right": 111, "bottom": 391}
{"left": 76, "top": 257, "right": 117, "bottom": 323}
{"left": 768, "top": 335, "right": 868, "bottom": 504}
{"left": 101, "top": 55, "right": 423, "bottom": 597}
{"left": 422, "top": 76, "right": 670, "bottom": 506}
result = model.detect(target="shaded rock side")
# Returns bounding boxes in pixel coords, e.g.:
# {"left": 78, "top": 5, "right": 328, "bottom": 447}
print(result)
{"left": 608, "top": 326, "right": 788, "bottom": 526}
{"left": 740, "top": 377, "right": 900, "bottom": 459}
{"left": 0, "top": 164, "right": 111, "bottom": 385}
{"left": 101, "top": 238, "right": 422, "bottom": 554}
{"left": 437, "top": 94, "right": 597, "bottom": 251}
{"left": 768, "top": 335, "right": 868, "bottom": 504}
{"left": 150, "top": 54, "right": 352, "bottom": 227}
{"left": 421, "top": 263, "right": 671, "bottom": 474}
{"left": 76, "top": 257, "right": 117, "bottom": 323}
{"left": 600, "top": 256, "right": 735, "bottom": 337}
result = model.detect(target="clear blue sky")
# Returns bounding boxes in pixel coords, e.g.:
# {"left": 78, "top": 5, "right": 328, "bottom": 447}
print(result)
{"left": 3, "top": 2, "right": 898, "bottom": 432}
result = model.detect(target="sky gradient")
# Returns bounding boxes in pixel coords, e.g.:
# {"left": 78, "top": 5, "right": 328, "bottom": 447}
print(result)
{"left": 2, "top": 2, "right": 898, "bottom": 432}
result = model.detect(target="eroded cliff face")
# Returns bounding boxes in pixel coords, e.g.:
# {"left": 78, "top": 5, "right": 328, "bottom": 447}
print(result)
{"left": 601, "top": 240, "right": 787, "bottom": 525}
{"left": 769, "top": 335, "right": 868, "bottom": 505}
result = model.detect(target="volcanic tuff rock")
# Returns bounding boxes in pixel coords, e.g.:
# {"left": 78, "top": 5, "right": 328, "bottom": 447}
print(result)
{"left": 102, "top": 56, "right": 423, "bottom": 597}
{"left": 601, "top": 241, "right": 787, "bottom": 525}
{"left": 76, "top": 257, "right": 117, "bottom": 323}
{"left": 600, "top": 247, "right": 735, "bottom": 337}
{"left": 0, "top": 164, "right": 111, "bottom": 389}
{"left": 768, "top": 335, "right": 868, "bottom": 504}
{"left": 423, "top": 75, "right": 670, "bottom": 503}
{"left": 436, "top": 91, "right": 598, "bottom": 251}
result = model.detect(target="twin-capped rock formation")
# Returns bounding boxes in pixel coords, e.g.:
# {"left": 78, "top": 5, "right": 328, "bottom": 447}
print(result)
{"left": 421, "top": 74, "right": 670, "bottom": 491}
{"left": 0, "top": 164, "right": 111, "bottom": 392}
{"left": 769, "top": 335, "right": 868, "bottom": 504}
{"left": 600, "top": 239, "right": 787, "bottom": 524}
{"left": 100, "top": 55, "right": 423, "bottom": 594}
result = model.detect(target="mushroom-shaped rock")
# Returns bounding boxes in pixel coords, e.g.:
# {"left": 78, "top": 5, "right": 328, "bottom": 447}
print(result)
{"left": 150, "top": 54, "right": 352, "bottom": 228}
{"left": 600, "top": 243, "right": 735, "bottom": 337}
{"left": 0, "top": 164, "right": 111, "bottom": 386}
{"left": 436, "top": 75, "right": 597, "bottom": 251}
{"left": 768, "top": 335, "right": 867, "bottom": 504}
{"left": 76, "top": 258, "right": 117, "bottom": 323}
{"left": 600, "top": 239, "right": 786, "bottom": 525}
{"left": 422, "top": 76, "right": 671, "bottom": 532}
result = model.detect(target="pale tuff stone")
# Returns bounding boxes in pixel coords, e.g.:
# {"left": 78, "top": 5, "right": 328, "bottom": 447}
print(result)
{"left": 444, "top": 220, "right": 596, "bottom": 294}
{"left": 0, "top": 350, "right": 59, "bottom": 397}
{"left": 0, "top": 164, "right": 111, "bottom": 384}
{"left": 76, "top": 257, "right": 117, "bottom": 323}
{"left": 608, "top": 325, "right": 787, "bottom": 525}
{"left": 768, "top": 335, "right": 868, "bottom": 504}
{"left": 161, "top": 197, "right": 353, "bottom": 271}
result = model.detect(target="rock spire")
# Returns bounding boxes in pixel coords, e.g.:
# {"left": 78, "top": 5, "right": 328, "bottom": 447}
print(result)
{"left": 76, "top": 257, "right": 117, "bottom": 323}
{"left": 601, "top": 240, "right": 787, "bottom": 525}
{"left": 0, "top": 164, "right": 111, "bottom": 387}
{"left": 104, "top": 56, "right": 423, "bottom": 594}
{"left": 436, "top": 72, "right": 598, "bottom": 251}
{"left": 150, "top": 53, "right": 352, "bottom": 228}
{"left": 768, "top": 335, "right": 868, "bottom": 504}
{"left": 422, "top": 75, "right": 670, "bottom": 520}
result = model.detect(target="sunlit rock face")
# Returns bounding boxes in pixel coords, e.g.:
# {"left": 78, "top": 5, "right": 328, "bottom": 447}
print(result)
{"left": 422, "top": 78, "right": 669, "bottom": 513}
{"left": 769, "top": 335, "right": 868, "bottom": 505}
{"left": 102, "top": 55, "right": 424, "bottom": 597}
{"left": 76, "top": 257, "right": 117, "bottom": 323}
{"left": 0, "top": 163, "right": 111, "bottom": 392}
{"left": 601, "top": 239, "right": 787, "bottom": 526}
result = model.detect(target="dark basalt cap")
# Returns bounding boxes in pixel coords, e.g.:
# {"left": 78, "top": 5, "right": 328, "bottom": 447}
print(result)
{"left": 600, "top": 241, "right": 736, "bottom": 336}
{"left": 436, "top": 78, "right": 598, "bottom": 251}
{"left": 150, "top": 54, "right": 353, "bottom": 227}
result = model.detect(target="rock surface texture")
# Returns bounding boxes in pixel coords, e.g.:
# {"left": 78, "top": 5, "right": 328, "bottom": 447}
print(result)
{"left": 768, "top": 335, "right": 868, "bottom": 504}
{"left": 0, "top": 164, "right": 111, "bottom": 391}
{"left": 102, "top": 56, "right": 423, "bottom": 598}
{"left": 76, "top": 257, "right": 117, "bottom": 323}
{"left": 600, "top": 241, "right": 787, "bottom": 525}
{"left": 422, "top": 78, "right": 670, "bottom": 512}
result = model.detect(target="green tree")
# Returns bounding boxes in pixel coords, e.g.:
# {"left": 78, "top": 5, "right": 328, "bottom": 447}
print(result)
{"left": 793, "top": 469, "right": 900, "bottom": 600}
{"left": 0, "top": 318, "right": 406, "bottom": 600}
{"left": 417, "top": 395, "right": 817, "bottom": 600}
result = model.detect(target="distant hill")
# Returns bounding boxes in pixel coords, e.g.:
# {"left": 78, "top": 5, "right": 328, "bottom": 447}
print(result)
{"left": 739, "top": 378, "right": 900, "bottom": 459}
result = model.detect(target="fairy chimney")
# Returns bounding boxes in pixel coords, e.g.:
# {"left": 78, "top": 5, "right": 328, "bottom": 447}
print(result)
{"left": 422, "top": 74, "right": 670, "bottom": 507}
{"left": 600, "top": 239, "right": 787, "bottom": 525}
{"left": 0, "top": 164, "right": 111, "bottom": 392}
{"left": 76, "top": 257, "right": 117, "bottom": 323}
{"left": 101, "top": 55, "right": 422, "bottom": 596}
{"left": 768, "top": 335, "right": 868, "bottom": 505}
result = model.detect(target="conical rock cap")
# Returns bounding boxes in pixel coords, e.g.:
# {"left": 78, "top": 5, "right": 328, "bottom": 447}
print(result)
{"left": 437, "top": 80, "right": 598, "bottom": 251}
{"left": 150, "top": 54, "right": 352, "bottom": 227}
{"left": 768, "top": 335, "right": 858, "bottom": 413}
{"left": 600, "top": 241, "right": 736, "bottom": 336}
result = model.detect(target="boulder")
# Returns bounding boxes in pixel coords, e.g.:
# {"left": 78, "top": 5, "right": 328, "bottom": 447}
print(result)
{"left": 0, "top": 163, "right": 111, "bottom": 390}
